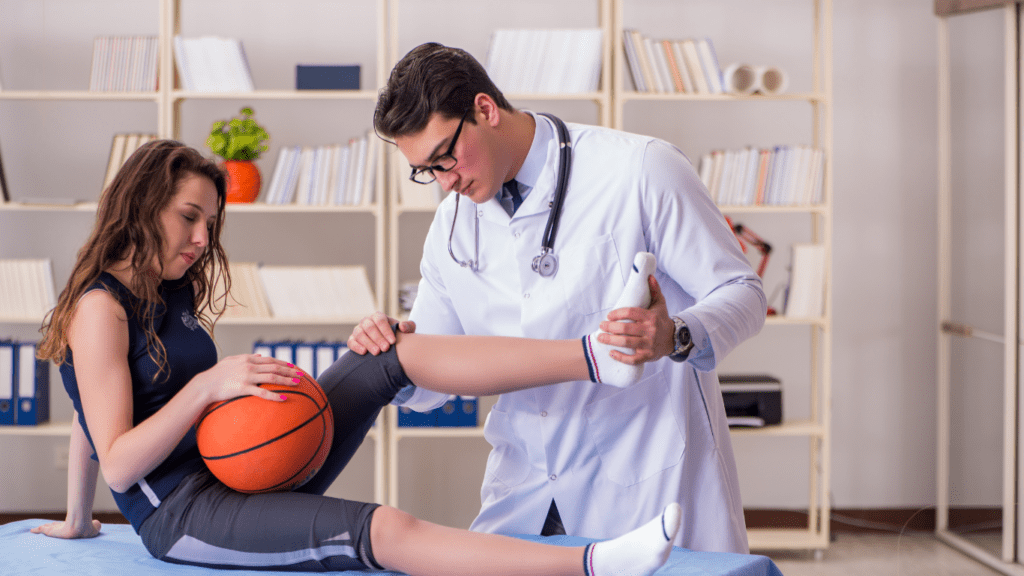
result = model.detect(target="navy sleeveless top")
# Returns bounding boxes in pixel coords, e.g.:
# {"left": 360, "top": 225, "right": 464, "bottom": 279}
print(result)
{"left": 61, "top": 272, "right": 216, "bottom": 532}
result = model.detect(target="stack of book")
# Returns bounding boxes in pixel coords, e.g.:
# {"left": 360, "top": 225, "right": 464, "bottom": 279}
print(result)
{"left": 103, "top": 133, "right": 158, "bottom": 192}
{"left": 221, "top": 263, "right": 376, "bottom": 322}
{"left": 258, "top": 265, "right": 376, "bottom": 320}
{"left": 0, "top": 259, "right": 56, "bottom": 321}
{"left": 622, "top": 29, "right": 723, "bottom": 94}
{"left": 261, "top": 134, "right": 380, "bottom": 206}
{"left": 221, "top": 262, "right": 272, "bottom": 320}
{"left": 697, "top": 145, "right": 825, "bottom": 206}
{"left": 486, "top": 29, "right": 603, "bottom": 94}
{"left": 89, "top": 36, "right": 159, "bottom": 92}
{"left": 173, "top": 36, "right": 254, "bottom": 92}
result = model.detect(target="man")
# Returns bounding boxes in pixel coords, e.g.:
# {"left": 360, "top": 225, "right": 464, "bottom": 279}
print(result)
{"left": 350, "top": 42, "right": 766, "bottom": 554}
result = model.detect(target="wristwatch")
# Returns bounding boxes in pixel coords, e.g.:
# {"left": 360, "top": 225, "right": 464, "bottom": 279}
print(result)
{"left": 669, "top": 316, "right": 694, "bottom": 362}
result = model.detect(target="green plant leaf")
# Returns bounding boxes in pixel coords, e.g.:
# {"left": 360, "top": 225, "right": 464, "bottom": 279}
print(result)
{"left": 207, "top": 106, "right": 270, "bottom": 161}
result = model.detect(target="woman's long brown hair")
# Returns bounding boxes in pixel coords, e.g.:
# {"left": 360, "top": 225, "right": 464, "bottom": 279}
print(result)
{"left": 38, "top": 140, "right": 229, "bottom": 377}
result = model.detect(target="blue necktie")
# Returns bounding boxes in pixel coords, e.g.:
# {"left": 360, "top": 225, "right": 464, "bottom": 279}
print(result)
{"left": 504, "top": 179, "right": 523, "bottom": 214}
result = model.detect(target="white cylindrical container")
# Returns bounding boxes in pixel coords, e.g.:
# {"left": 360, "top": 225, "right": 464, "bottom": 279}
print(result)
{"left": 755, "top": 65, "right": 789, "bottom": 95}
{"left": 722, "top": 63, "right": 758, "bottom": 95}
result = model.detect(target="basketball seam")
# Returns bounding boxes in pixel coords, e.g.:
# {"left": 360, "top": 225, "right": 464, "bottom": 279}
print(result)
{"left": 199, "top": 390, "right": 326, "bottom": 460}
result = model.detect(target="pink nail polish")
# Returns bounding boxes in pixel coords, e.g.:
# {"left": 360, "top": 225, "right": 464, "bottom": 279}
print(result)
{"left": 292, "top": 378, "right": 300, "bottom": 383}
{"left": 280, "top": 394, "right": 287, "bottom": 401}
{"left": 287, "top": 363, "right": 295, "bottom": 368}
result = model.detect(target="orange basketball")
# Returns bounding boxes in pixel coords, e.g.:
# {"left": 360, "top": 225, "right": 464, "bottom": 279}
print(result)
{"left": 196, "top": 369, "right": 333, "bottom": 494}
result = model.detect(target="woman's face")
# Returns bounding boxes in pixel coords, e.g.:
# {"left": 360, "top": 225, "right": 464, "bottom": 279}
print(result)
{"left": 157, "top": 172, "right": 219, "bottom": 280}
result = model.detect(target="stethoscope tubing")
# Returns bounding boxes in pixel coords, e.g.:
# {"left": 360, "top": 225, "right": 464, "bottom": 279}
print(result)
{"left": 447, "top": 112, "right": 571, "bottom": 276}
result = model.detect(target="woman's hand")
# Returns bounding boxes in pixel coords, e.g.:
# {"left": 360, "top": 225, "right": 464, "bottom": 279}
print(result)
{"left": 31, "top": 517, "right": 102, "bottom": 539}
{"left": 196, "top": 354, "right": 303, "bottom": 404}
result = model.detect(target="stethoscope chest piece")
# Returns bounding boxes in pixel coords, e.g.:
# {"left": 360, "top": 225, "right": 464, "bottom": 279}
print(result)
{"left": 532, "top": 250, "right": 558, "bottom": 277}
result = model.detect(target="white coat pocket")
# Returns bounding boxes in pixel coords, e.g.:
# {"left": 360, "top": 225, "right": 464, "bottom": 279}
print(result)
{"left": 481, "top": 406, "right": 532, "bottom": 488}
{"left": 558, "top": 234, "right": 622, "bottom": 318}
{"left": 583, "top": 374, "right": 684, "bottom": 486}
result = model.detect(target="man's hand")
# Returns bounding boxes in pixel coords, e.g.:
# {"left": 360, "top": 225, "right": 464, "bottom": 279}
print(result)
{"left": 597, "top": 275, "right": 676, "bottom": 364}
{"left": 347, "top": 311, "right": 417, "bottom": 355}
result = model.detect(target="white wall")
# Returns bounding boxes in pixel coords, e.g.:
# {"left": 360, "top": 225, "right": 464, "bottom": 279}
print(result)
{"left": 0, "top": 0, "right": 1006, "bottom": 526}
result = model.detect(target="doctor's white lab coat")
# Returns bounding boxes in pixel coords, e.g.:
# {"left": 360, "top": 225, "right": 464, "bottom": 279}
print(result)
{"left": 398, "top": 116, "right": 766, "bottom": 554}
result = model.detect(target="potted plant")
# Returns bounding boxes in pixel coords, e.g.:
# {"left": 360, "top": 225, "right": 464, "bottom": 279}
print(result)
{"left": 206, "top": 106, "right": 270, "bottom": 203}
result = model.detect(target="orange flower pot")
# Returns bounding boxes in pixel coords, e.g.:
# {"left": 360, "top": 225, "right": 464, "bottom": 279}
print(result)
{"left": 223, "top": 160, "right": 261, "bottom": 203}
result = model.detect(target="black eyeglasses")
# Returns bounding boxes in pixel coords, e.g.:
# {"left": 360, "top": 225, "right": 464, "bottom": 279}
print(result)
{"left": 409, "top": 109, "right": 471, "bottom": 185}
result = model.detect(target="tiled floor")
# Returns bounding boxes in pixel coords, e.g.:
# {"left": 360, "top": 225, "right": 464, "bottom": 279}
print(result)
{"left": 761, "top": 532, "right": 1005, "bottom": 575}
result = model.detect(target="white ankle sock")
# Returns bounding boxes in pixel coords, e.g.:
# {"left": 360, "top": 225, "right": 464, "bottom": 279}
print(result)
{"left": 584, "top": 502, "right": 682, "bottom": 576}
{"left": 582, "top": 252, "right": 656, "bottom": 387}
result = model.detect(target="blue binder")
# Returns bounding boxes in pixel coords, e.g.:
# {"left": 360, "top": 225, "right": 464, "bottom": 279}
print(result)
{"left": 272, "top": 340, "right": 296, "bottom": 364}
{"left": 397, "top": 405, "right": 436, "bottom": 427}
{"left": 436, "top": 395, "right": 460, "bottom": 427}
{"left": 294, "top": 342, "right": 315, "bottom": 376}
{"left": 457, "top": 396, "right": 479, "bottom": 427}
{"left": 14, "top": 341, "right": 48, "bottom": 426}
{"left": 252, "top": 340, "right": 273, "bottom": 358}
{"left": 0, "top": 341, "right": 13, "bottom": 425}
{"left": 313, "top": 341, "right": 337, "bottom": 379}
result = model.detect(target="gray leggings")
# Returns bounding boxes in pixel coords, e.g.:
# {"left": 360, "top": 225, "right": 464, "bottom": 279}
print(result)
{"left": 139, "top": 347, "right": 413, "bottom": 572}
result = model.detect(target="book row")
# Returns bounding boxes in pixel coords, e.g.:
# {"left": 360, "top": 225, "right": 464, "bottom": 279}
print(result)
{"left": 698, "top": 145, "right": 825, "bottom": 207}
{"left": 260, "top": 135, "right": 380, "bottom": 207}
{"left": 224, "top": 263, "right": 377, "bottom": 321}
{"left": 0, "top": 260, "right": 56, "bottom": 321}
{"left": 0, "top": 340, "right": 49, "bottom": 426}
{"left": 622, "top": 29, "right": 724, "bottom": 95}
{"left": 486, "top": 28, "right": 603, "bottom": 94}
{"left": 173, "top": 36, "right": 254, "bottom": 93}
{"left": 89, "top": 36, "right": 159, "bottom": 93}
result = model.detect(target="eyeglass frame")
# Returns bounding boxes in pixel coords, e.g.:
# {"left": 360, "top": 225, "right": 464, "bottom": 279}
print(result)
{"left": 409, "top": 109, "right": 472, "bottom": 185}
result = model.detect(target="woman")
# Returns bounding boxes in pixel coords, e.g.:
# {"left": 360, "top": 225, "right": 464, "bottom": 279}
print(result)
{"left": 31, "top": 139, "right": 677, "bottom": 576}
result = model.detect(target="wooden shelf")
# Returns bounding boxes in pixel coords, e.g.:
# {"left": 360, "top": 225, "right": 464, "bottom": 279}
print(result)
{"left": 0, "top": 422, "right": 73, "bottom": 437}
{"left": 729, "top": 420, "right": 824, "bottom": 438}
{"left": 170, "top": 89, "right": 379, "bottom": 101}
{"left": 0, "top": 91, "right": 160, "bottom": 101}
{"left": 747, "top": 527, "right": 828, "bottom": 551}
{"left": 0, "top": 201, "right": 381, "bottom": 214}
{"left": 618, "top": 91, "right": 825, "bottom": 103}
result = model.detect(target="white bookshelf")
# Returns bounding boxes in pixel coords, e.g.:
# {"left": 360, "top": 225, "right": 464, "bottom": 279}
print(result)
{"left": 0, "top": 0, "right": 390, "bottom": 508}
{"left": 612, "top": 0, "right": 834, "bottom": 552}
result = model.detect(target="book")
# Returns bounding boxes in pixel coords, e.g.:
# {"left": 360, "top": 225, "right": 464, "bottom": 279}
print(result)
{"left": 785, "top": 243, "right": 826, "bottom": 318}
{"left": 642, "top": 37, "right": 667, "bottom": 93}
{"left": 661, "top": 40, "right": 686, "bottom": 93}
{"left": 222, "top": 262, "right": 271, "bottom": 319}
{"left": 696, "top": 38, "right": 724, "bottom": 94}
{"left": 680, "top": 40, "right": 709, "bottom": 94}
{"left": 670, "top": 41, "right": 695, "bottom": 94}
{"left": 621, "top": 29, "right": 645, "bottom": 92}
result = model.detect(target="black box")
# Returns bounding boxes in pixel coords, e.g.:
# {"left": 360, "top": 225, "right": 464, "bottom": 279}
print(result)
{"left": 719, "top": 374, "right": 782, "bottom": 427}
{"left": 296, "top": 65, "right": 360, "bottom": 90}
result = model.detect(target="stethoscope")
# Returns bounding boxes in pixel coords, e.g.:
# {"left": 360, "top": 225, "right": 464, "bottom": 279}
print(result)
{"left": 448, "top": 112, "right": 572, "bottom": 277}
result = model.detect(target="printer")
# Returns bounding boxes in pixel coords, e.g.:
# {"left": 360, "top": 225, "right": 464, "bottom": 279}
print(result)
{"left": 718, "top": 374, "right": 782, "bottom": 427}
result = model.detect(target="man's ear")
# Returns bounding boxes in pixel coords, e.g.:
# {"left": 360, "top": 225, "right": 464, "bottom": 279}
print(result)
{"left": 475, "top": 93, "right": 501, "bottom": 127}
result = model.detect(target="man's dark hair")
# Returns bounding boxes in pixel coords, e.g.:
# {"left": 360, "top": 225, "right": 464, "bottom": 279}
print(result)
{"left": 374, "top": 43, "right": 513, "bottom": 139}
